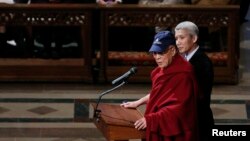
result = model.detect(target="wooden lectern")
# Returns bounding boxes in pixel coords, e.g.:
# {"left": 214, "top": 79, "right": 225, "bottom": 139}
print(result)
{"left": 91, "top": 103, "right": 146, "bottom": 141}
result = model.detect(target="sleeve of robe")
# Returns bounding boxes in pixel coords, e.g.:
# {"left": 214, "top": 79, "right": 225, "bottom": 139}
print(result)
{"left": 145, "top": 73, "right": 198, "bottom": 137}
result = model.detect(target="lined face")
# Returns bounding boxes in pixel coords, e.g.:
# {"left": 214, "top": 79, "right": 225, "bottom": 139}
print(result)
{"left": 152, "top": 46, "right": 176, "bottom": 68}
{"left": 175, "top": 29, "right": 197, "bottom": 54}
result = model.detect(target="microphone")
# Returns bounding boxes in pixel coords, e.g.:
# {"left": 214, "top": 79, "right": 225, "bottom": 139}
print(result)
{"left": 111, "top": 67, "right": 137, "bottom": 85}
{"left": 94, "top": 81, "right": 126, "bottom": 121}
{"left": 93, "top": 67, "right": 137, "bottom": 121}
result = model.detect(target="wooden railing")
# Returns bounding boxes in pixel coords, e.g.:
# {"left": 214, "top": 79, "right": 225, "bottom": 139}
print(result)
{"left": 0, "top": 4, "right": 240, "bottom": 84}
{"left": 0, "top": 4, "right": 94, "bottom": 82}
{"left": 99, "top": 4, "right": 240, "bottom": 84}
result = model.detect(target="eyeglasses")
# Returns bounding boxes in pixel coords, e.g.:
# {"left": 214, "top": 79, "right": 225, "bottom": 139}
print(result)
{"left": 151, "top": 51, "right": 166, "bottom": 56}
{"left": 150, "top": 47, "right": 175, "bottom": 56}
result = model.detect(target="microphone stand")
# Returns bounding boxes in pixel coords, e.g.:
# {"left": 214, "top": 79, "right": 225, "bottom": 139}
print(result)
{"left": 94, "top": 81, "right": 126, "bottom": 122}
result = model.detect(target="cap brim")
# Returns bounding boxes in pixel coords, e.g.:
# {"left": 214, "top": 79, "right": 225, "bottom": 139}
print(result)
{"left": 149, "top": 44, "right": 165, "bottom": 53}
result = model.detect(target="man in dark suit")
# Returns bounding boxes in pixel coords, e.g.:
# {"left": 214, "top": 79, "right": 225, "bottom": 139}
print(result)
{"left": 174, "top": 21, "right": 214, "bottom": 141}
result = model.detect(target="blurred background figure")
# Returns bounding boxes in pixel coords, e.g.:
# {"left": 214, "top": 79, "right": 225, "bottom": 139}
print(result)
{"left": 0, "top": 0, "right": 13, "bottom": 3}
{"left": 0, "top": 0, "right": 28, "bottom": 58}
{"left": 139, "top": 0, "right": 184, "bottom": 5}
{"left": 13, "top": 0, "right": 91, "bottom": 59}
{"left": 96, "top": 0, "right": 122, "bottom": 6}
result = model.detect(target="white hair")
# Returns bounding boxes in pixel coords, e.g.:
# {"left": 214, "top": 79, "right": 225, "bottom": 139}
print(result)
{"left": 174, "top": 21, "right": 199, "bottom": 37}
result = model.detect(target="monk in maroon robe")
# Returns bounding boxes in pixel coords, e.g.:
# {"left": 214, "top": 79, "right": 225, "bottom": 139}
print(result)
{"left": 121, "top": 30, "right": 199, "bottom": 141}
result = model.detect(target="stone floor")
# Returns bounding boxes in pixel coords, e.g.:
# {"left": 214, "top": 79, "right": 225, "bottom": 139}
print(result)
{"left": 0, "top": 71, "right": 250, "bottom": 141}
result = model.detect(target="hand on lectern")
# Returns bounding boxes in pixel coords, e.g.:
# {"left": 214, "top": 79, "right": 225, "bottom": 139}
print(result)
{"left": 134, "top": 117, "right": 147, "bottom": 130}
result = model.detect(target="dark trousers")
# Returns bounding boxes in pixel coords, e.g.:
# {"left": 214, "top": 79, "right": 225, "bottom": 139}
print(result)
{"left": 241, "top": 0, "right": 250, "bottom": 24}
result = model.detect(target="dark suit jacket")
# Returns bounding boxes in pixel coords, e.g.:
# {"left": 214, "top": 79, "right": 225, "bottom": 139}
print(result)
{"left": 189, "top": 47, "right": 214, "bottom": 140}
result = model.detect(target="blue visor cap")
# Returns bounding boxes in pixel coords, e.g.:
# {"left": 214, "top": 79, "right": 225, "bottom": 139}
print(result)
{"left": 149, "top": 30, "right": 176, "bottom": 53}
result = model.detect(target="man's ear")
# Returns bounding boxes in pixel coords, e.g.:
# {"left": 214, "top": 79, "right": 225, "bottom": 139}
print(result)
{"left": 192, "top": 35, "right": 198, "bottom": 44}
{"left": 169, "top": 45, "right": 177, "bottom": 56}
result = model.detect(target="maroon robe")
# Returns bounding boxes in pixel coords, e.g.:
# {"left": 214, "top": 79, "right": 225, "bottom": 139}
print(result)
{"left": 144, "top": 54, "right": 199, "bottom": 141}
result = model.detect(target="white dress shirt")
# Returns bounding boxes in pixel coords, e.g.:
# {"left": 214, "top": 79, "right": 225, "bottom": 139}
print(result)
{"left": 185, "top": 46, "right": 199, "bottom": 61}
